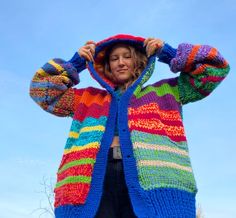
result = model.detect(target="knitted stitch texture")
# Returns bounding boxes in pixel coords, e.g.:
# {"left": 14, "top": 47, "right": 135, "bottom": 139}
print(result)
{"left": 30, "top": 34, "right": 230, "bottom": 218}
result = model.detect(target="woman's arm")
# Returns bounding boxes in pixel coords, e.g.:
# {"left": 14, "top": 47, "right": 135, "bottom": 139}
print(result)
{"left": 157, "top": 42, "right": 230, "bottom": 104}
{"left": 29, "top": 41, "right": 96, "bottom": 117}
{"left": 29, "top": 52, "right": 86, "bottom": 117}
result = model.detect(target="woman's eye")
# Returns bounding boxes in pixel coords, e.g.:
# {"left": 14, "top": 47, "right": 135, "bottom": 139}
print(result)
{"left": 124, "top": 54, "right": 131, "bottom": 58}
{"left": 110, "top": 56, "right": 118, "bottom": 61}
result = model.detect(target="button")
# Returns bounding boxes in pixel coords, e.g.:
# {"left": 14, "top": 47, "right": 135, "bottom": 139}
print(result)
{"left": 127, "top": 155, "right": 131, "bottom": 158}
{"left": 122, "top": 129, "right": 126, "bottom": 132}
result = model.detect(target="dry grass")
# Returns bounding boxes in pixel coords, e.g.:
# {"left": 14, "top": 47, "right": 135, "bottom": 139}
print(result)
{"left": 197, "top": 204, "right": 205, "bottom": 218}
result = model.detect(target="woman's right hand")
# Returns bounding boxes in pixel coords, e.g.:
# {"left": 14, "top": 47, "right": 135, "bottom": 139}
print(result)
{"left": 78, "top": 40, "right": 96, "bottom": 62}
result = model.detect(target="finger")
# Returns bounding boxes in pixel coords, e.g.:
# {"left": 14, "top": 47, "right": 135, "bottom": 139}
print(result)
{"left": 149, "top": 40, "right": 162, "bottom": 50}
{"left": 87, "top": 49, "right": 94, "bottom": 62}
{"left": 86, "top": 49, "right": 95, "bottom": 62}
{"left": 146, "top": 39, "right": 164, "bottom": 56}
{"left": 80, "top": 48, "right": 94, "bottom": 62}
{"left": 146, "top": 42, "right": 154, "bottom": 57}
{"left": 88, "top": 44, "right": 96, "bottom": 56}
{"left": 85, "top": 40, "right": 96, "bottom": 46}
{"left": 144, "top": 37, "right": 154, "bottom": 47}
{"left": 84, "top": 44, "right": 96, "bottom": 55}
{"left": 79, "top": 51, "right": 91, "bottom": 61}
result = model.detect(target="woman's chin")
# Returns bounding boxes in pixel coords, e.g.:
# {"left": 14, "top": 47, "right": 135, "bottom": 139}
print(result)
{"left": 115, "top": 76, "right": 131, "bottom": 84}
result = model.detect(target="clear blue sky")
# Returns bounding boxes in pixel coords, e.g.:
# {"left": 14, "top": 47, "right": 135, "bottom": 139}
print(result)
{"left": 0, "top": 0, "right": 235, "bottom": 217}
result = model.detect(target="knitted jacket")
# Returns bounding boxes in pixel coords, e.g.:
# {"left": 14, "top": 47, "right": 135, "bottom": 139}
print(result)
{"left": 30, "top": 34, "right": 230, "bottom": 218}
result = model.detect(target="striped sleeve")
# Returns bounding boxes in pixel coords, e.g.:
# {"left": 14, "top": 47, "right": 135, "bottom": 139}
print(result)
{"left": 29, "top": 58, "right": 83, "bottom": 117}
{"left": 170, "top": 43, "right": 230, "bottom": 104}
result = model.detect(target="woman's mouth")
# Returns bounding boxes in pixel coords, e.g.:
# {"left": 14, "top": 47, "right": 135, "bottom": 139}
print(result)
{"left": 117, "top": 69, "right": 128, "bottom": 72}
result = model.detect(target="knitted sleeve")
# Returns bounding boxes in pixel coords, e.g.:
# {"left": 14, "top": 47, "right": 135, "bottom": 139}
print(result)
{"left": 170, "top": 43, "right": 230, "bottom": 104}
{"left": 29, "top": 52, "right": 86, "bottom": 117}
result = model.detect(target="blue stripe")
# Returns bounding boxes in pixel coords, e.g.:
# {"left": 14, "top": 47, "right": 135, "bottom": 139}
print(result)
{"left": 31, "top": 81, "right": 67, "bottom": 90}
{"left": 55, "top": 188, "right": 196, "bottom": 218}
{"left": 42, "top": 62, "right": 59, "bottom": 74}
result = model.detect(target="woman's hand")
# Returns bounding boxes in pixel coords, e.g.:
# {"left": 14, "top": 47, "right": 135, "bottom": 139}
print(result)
{"left": 78, "top": 40, "right": 96, "bottom": 62}
{"left": 144, "top": 38, "right": 164, "bottom": 57}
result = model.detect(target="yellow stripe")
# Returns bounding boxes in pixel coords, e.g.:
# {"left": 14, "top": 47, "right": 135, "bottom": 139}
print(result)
{"left": 38, "top": 68, "right": 50, "bottom": 77}
{"left": 138, "top": 160, "right": 192, "bottom": 172}
{"left": 69, "top": 125, "right": 105, "bottom": 139}
{"left": 48, "top": 59, "right": 64, "bottom": 72}
{"left": 80, "top": 126, "right": 105, "bottom": 133}
{"left": 69, "top": 132, "right": 79, "bottom": 138}
{"left": 133, "top": 142, "right": 188, "bottom": 156}
{"left": 64, "top": 142, "right": 100, "bottom": 155}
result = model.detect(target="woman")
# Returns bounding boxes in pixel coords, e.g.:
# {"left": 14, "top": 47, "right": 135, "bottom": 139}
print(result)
{"left": 30, "top": 34, "right": 230, "bottom": 218}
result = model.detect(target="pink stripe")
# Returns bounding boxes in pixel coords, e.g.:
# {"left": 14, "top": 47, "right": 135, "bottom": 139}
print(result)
{"left": 201, "top": 76, "right": 224, "bottom": 84}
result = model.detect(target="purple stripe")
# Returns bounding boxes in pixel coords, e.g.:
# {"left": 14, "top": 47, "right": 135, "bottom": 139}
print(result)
{"left": 170, "top": 43, "right": 193, "bottom": 73}
{"left": 196, "top": 46, "right": 225, "bottom": 65}
{"left": 130, "top": 92, "right": 181, "bottom": 112}
{"left": 195, "top": 45, "right": 212, "bottom": 62}
{"left": 151, "top": 77, "right": 178, "bottom": 88}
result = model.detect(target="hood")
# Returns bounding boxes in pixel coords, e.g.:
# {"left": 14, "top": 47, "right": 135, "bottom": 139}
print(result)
{"left": 87, "top": 34, "right": 157, "bottom": 93}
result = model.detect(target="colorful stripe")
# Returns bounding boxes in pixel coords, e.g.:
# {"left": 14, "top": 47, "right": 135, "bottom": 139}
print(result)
{"left": 133, "top": 142, "right": 188, "bottom": 156}
{"left": 138, "top": 160, "right": 192, "bottom": 172}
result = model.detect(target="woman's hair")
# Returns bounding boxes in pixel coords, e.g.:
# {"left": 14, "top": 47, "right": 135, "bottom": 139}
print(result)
{"left": 103, "top": 44, "right": 148, "bottom": 92}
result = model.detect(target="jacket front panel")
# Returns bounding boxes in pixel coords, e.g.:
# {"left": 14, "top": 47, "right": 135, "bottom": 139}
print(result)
{"left": 54, "top": 87, "right": 112, "bottom": 207}
{"left": 127, "top": 78, "right": 197, "bottom": 194}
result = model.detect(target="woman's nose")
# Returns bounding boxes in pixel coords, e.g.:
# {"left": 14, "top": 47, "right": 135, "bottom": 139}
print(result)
{"left": 118, "top": 57, "right": 125, "bottom": 65}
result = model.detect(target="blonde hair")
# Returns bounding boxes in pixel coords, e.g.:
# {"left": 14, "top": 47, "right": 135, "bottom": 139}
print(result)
{"left": 103, "top": 44, "right": 148, "bottom": 92}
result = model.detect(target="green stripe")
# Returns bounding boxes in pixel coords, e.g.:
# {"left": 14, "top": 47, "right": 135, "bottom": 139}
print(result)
{"left": 58, "top": 158, "right": 96, "bottom": 174}
{"left": 178, "top": 65, "right": 230, "bottom": 104}
{"left": 134, "top": 148, "right": 191, "bottom": 167}
{"left": 134, "top": 83, "right": 180, "bottom": 102}
{"left": 130, "top": 131, "right": 188, "bottom": 151}
{"left": 56, "top": 176, "right": 91, "bottom": 188}
{"left": 138, "top": 166, "right": 196, "bottom": 193}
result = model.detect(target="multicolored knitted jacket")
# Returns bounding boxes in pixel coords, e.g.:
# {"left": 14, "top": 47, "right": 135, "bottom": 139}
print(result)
{"left": 30, "top": 34, "right": 230, "bottom": 218}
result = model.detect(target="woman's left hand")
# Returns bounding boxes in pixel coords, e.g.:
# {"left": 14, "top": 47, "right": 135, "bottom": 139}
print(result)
{"left": 144, "top": 38, "right": 164, "bottom": 57}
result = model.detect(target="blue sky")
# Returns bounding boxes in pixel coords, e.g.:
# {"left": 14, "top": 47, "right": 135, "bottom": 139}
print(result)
{"left": 0, "top": 0, "right": 235, "bottom": 217}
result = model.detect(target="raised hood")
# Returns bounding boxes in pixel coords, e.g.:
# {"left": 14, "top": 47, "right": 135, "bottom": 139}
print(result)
{"left": 87, "top": 34, "right": 157, "bottom": 93}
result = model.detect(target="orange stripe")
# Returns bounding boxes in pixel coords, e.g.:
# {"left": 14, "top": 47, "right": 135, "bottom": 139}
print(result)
{"left": 128, "top": 119, "right": 185, "bottom": 137}
{"left": 191, "top": 48, "right": 229, "bottom": 75}
{"left": 185, "top": 45, "right": 201, "bottom": 72}
{"left": 207, "top": 47, "right": 218, "bottom": 60}
{"left": 191, "top": 64, "right": 207, "bottom": 75}
{"left": 79, "top": 90, "right": 111, "bottom": 107}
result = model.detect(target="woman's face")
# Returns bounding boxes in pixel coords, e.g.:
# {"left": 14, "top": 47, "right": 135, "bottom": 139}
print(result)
{"left": 109, "top": 45, "right": 135, "bottom": 84}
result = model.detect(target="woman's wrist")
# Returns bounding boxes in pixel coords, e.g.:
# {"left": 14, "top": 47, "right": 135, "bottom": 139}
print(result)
{"left": 156, "top": 41, "right": 165, "bottom": 56}
{"left": 157, "top": 43, "right": 177, "bottom": 65}
{"left": 68, "top": 52, "right": 86, "bottom": 73}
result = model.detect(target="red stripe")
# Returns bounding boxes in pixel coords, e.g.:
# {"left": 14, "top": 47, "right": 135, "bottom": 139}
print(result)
{"left": 201, "top": 76, "right": 224, "bottom": 84}
{"left": 59, "top": 148, "right": 98, "bottom": 169}
{"left": 129, "top": 126, "right": 186, "bottom": 142}
{"left": 57, "top": 164, "right": 93, "bottom": 181}
{"left": 54, "top": 183, "right": 90, "bottom": 207}
{"left": 73, "top": 101, "right": 110, "bottom": 122}
{"left": 128, "top": 113, "right": 182, "bottom": 126}
{"left": 96, "top": 34, "right": 145, "bottom": 46}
